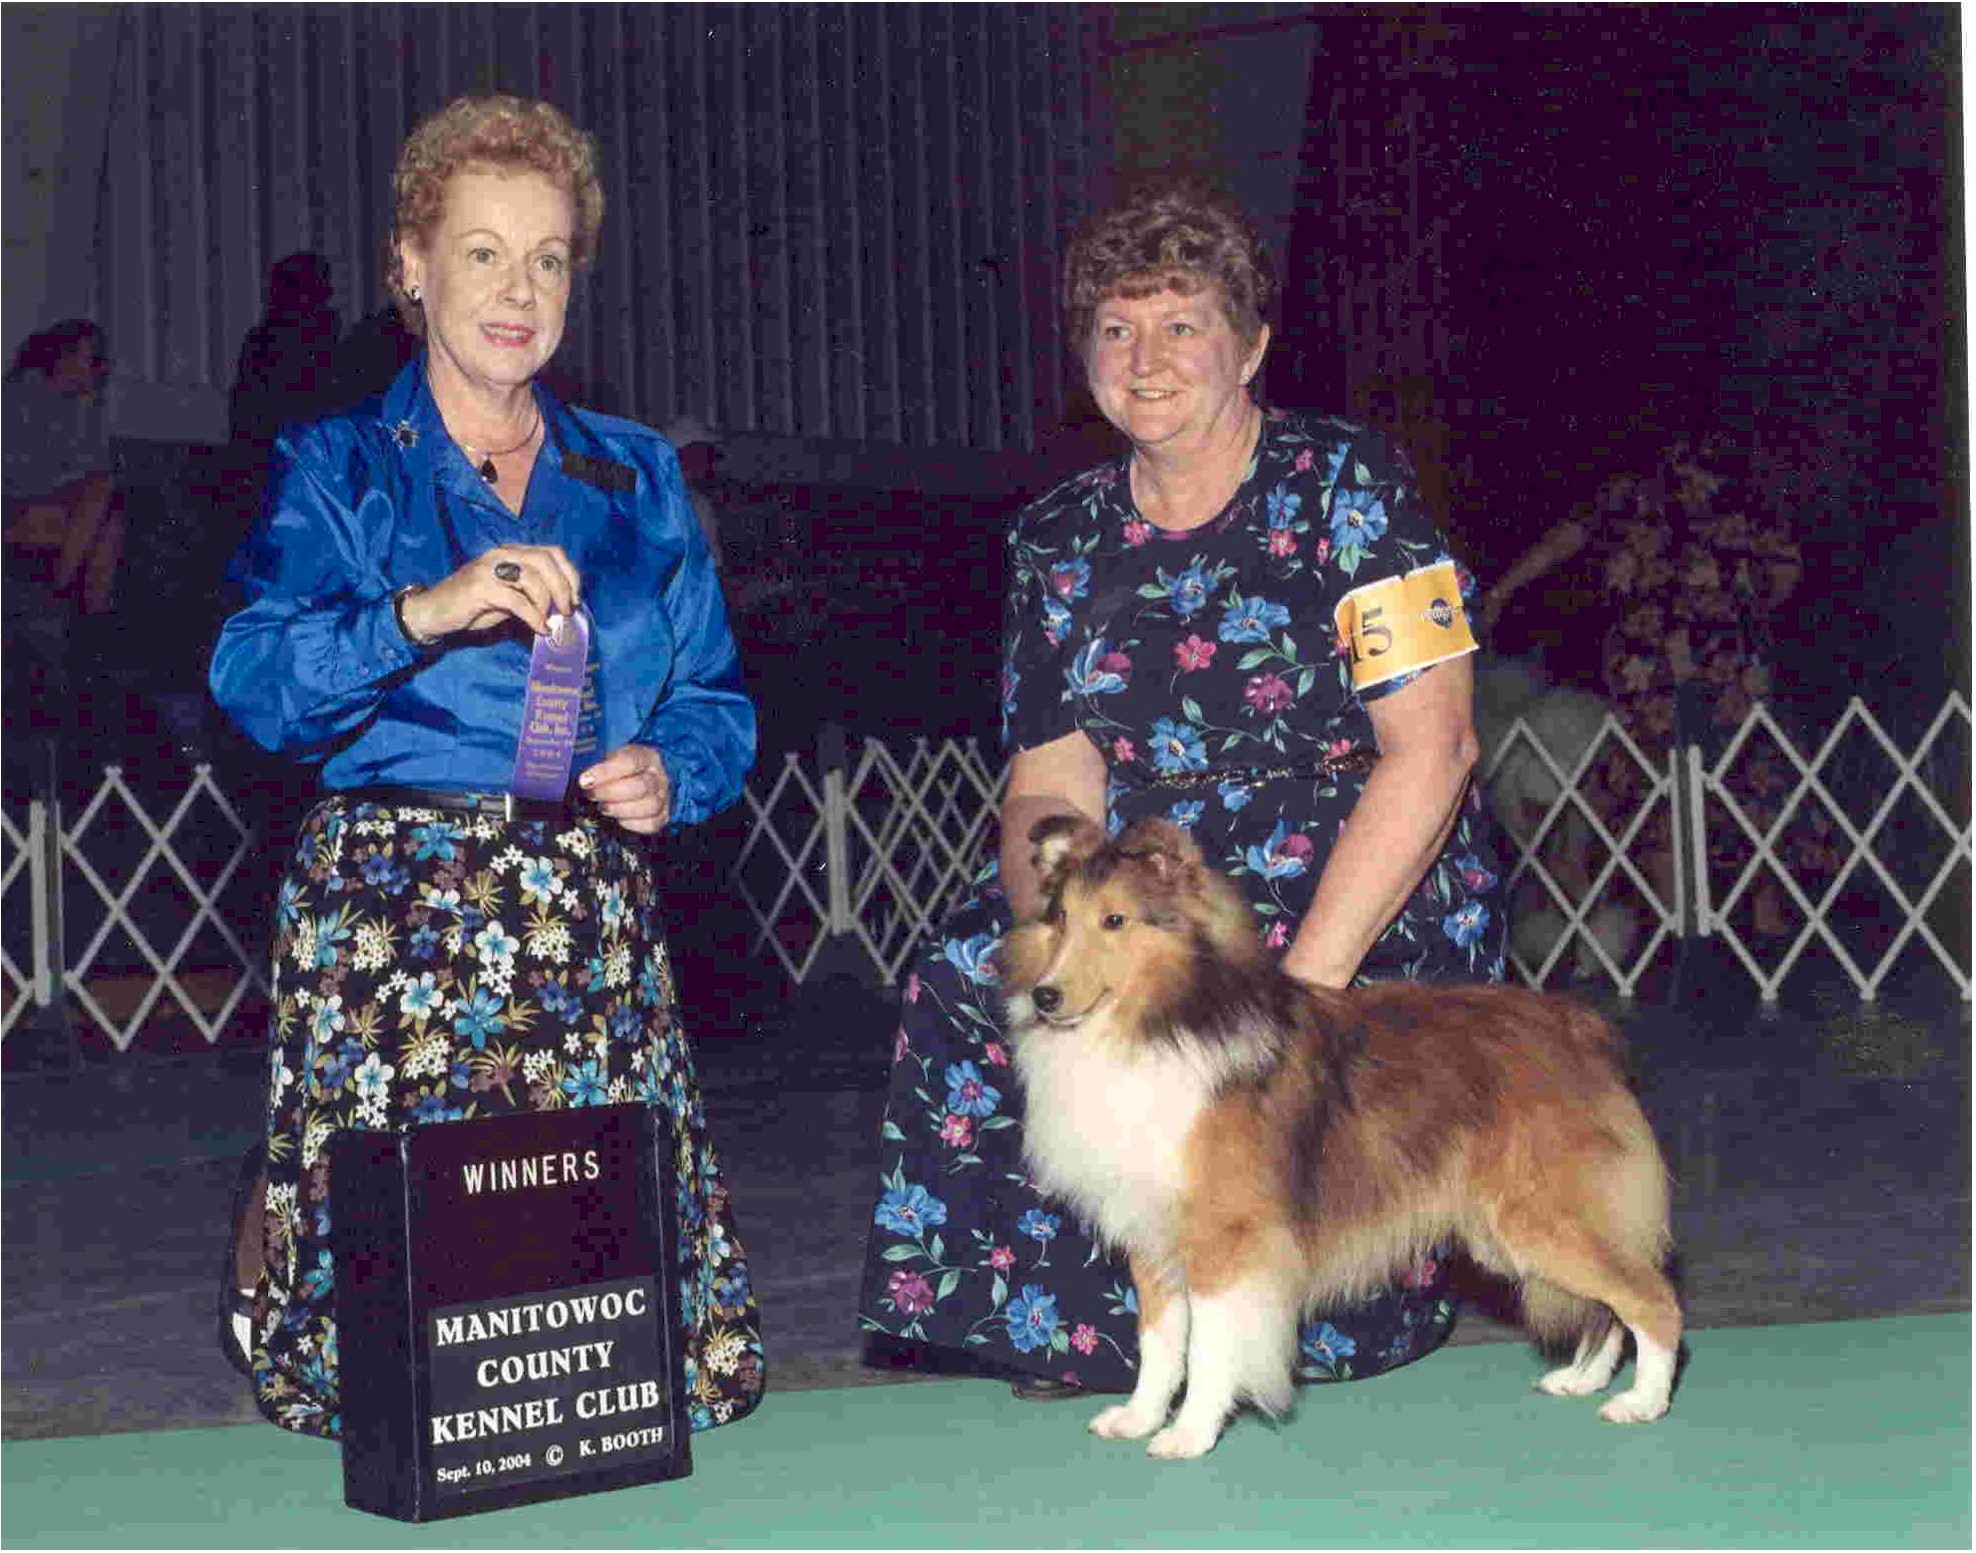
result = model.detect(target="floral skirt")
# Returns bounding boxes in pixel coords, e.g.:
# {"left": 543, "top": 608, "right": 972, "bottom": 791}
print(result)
{"left": 245, "top": 797, "right": 764, "bottom": 1438}
{"left": 856, "top": 873, "right": 1458, "bottom": 1392}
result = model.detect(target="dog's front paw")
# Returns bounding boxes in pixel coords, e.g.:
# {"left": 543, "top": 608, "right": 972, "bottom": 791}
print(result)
{"left": 1597, "top": 1388, "right": 1669, "bottom": 1424}
{"left": 1088, "top": 1402, "right": 1164, "bottom": 1440}
{"left": 1146, "top": 1420, "right": 1220, "bottom": 1460}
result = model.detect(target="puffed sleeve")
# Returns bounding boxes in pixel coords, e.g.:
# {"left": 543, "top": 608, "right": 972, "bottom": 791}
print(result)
{"left": 999, "top": 500, "right": 1091, "bottom": 755}
{"left": 632, "top": 469, "right": 755, "bottom": 830}
{"left": 208, "top": 425, "right": 426, "bottom": 756}
{"left": 1324, "top": 426, "right": 1478, "bottom": 704}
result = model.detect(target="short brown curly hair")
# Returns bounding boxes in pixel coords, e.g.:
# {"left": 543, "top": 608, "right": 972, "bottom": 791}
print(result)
{"left": 387, "top": 94, "right": 604, "bottom": 333}
{"left": 1063, "top": 176, "right": 1275, "bottom": 350}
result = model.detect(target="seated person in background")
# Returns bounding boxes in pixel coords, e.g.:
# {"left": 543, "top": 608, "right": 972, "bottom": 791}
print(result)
{"left": 4, "top": 317, "right": 126, "bottom": 617}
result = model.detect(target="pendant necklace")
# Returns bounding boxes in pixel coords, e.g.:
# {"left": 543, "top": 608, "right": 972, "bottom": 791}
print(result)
{"left": 455, "top": 406, "right": 541, "bottom": 485}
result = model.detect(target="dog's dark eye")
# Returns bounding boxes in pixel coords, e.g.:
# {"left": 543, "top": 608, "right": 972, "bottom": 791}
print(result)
{"left": 1102, "top": 913, "right": 1128, "bottom": 930}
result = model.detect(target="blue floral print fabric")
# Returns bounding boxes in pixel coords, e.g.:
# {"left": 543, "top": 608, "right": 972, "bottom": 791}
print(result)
{"left": 858, "top": 410, "right": 1508, "bottom": 1390}
{"left": 247, "top": 798, "right": 764, "bottom": 1439}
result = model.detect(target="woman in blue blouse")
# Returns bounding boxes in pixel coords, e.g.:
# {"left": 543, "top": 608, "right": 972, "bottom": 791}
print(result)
{"left": 209, "top": 94, "right": 762, "bottom": 1439}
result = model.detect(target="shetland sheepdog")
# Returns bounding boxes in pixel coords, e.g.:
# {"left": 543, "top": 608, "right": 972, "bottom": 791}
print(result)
{"left": 1000, "top": 815, "right": 1681, "bottom": 1460}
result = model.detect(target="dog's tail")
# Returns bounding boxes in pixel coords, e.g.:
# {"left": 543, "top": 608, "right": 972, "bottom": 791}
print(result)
{"left": 1519, "top": 1277, "right": 1613, "bottom": 1352}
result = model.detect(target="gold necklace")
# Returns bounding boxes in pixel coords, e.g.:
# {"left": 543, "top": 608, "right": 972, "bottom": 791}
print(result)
{"left": 455, "top": 406, "right": 541, "bottom": 485}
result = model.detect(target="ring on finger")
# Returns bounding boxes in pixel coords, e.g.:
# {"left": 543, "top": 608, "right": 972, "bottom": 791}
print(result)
{"left": 493, "top": 560, "right": 523, "bottom": 584}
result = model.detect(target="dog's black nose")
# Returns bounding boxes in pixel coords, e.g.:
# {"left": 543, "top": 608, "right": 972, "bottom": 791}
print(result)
{"left": 1031, "top": 985, "right": 1061, "bottom": 1014}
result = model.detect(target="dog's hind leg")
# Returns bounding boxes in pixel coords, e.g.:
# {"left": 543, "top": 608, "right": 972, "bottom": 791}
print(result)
{"left": 1090, "top": 1259, "right": 1187, "bottom": 1442}
{"left": 1533, "top": 1305, "right": 1626, "bottom": 1397}
{"left": 1498, "top": 1220, "right": 1681, "bottom": 1423}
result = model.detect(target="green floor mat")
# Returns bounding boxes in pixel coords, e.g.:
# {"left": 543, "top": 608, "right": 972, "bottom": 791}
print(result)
{"left": 4, "top": 1314, "right": 1967, "bottom": 1548}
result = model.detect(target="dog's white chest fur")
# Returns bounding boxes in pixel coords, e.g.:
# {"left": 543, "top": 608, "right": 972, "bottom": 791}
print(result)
{"left": 1013, "top": 1017, "right": 1208, "bottom": 1256}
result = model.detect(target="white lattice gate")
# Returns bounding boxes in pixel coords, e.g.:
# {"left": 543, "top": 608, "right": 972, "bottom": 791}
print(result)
{"left": 4, "top": 696, "right": 1968, "bottom": 1055}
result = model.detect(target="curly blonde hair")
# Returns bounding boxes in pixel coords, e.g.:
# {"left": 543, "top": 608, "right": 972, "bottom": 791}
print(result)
{"left": 387, "top": 94, "right": 604, "bottom": 333}
{"left": 1063, "top": 175, "right": 1274, "bottom": 349}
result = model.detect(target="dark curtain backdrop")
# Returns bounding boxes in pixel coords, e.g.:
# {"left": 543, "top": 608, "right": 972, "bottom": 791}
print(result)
{"left": 1272, "top": 5, "right": 1963, "bottom": 717}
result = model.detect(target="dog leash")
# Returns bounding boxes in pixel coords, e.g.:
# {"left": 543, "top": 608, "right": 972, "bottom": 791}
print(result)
{"left": 1142, "top": 746, "right": 1379, "bottom": 792}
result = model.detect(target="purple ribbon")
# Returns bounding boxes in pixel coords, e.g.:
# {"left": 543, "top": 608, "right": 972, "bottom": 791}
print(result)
{"left": 509, "top": 610, "right": 592, "bottom": 802}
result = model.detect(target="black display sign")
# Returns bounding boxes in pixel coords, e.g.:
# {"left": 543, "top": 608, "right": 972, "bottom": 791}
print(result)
{"left": 332, "top": 1104, "right": 691, "bottom": 1521}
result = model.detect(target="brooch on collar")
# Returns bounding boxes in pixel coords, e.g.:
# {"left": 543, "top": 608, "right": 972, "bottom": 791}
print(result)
{"left": 393, "top": 421, "right": 419, "bottom": 449}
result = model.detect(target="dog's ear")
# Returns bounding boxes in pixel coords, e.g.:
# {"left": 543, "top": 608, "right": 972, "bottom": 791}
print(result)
{"left": 1115, "top": 818, "right": 1205, "bottom": 885}
{"left": 1028, "top": 813, "right": 1105, "bottom": 895}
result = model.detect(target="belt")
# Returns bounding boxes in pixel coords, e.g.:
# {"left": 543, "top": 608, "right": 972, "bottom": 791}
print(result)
{"left": 1142, "top": 747, "right": 1379, "bottom": 792}
{"left": 333, "top": 786, "right": 579, "bottom": 822}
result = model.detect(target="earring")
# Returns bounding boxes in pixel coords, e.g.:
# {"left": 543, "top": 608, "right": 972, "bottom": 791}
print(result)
{"left": 408, "top": 285, "right": 422, "bottom": 303}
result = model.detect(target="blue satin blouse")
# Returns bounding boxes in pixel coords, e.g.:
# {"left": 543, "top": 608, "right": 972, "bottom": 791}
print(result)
{"left": 209, "top": 357, "right": 754, "bottom": 830}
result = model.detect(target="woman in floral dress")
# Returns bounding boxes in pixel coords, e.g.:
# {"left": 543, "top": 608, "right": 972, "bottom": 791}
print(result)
{"left": 209, "top": 95, "right": 762, "bottom": 1440}
{"left": 859, "top": 178, "right": 1508, "bottom": 1397}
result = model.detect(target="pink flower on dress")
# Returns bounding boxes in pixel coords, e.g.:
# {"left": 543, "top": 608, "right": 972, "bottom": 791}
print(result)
{"left": 1267, "top": 528, "right": 1297, "bottom": 558}
{"left": 904, "top": 972, "right": 921, "bottom": 1005}
{"left": 982, "top": 1041, "right": 1009, "bottom": 1067}
{"left": 1123, "top": 518, "right": 1153, "bottom": 547}
{"left": 989, "top": 1245, "right": 1016, "bottom": 1272}
{"left": 1244, "top": 673, "right": 1295, "bottom": 715}
{"left": 1112, "top": 735, "right": 1138, "bottom": 764}
{"left": 1175, "top": 635, "right": 1217, "bottom": 672}
{"left": 1265, "top": 919, "right": 1292, "bottom": 950}
{"left": 1071, "top": 1324, "right": 1099, "bottom": 1355}
{"left": 1326, "top": 738, "right": 1357, "bottom": 761}
{"left": 1295, "top": 445, "right": 1316, "bottom": 473}
{"left": 1315, "top": 536, "right": 1331, "bottom": 567}
{"left": 940, "top": 1112, "right": 974, "bottom": 1148}
{"left": 888, "top": 1270, "right": 937, "bottom": 1315}
{"left": 893, "top": 1026, "right": 911, "bottom": 1064}
{"left": 1404, "top": 1256, "right": 1441, "bottom": 1290}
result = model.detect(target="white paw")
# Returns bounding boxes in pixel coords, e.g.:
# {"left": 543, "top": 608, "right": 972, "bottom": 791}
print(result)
{"left": 1598, "top": 1388, "right": 1669, "bottom": 1424}
{"left": 1536, "top": 1366, "right": 1610, "bottom": 1397}
{"left": 1146, "top": 1420, "right": 1220, "bottom": 1460}
{"left": 1088, "top": 1403, "right": 1164, "bottom": 1440}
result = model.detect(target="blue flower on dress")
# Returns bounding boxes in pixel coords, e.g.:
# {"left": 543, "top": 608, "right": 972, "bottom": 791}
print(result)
{"left": 361, "top": 852, "right": 398, "bottom": 887}
{"left": 1067, "top": 639, "right": 1131, "bottom": 696}
{"left": 561, "top": 1058, "right": 609, "bottom": 1107}
{"left": 1301, "top": 1321, "right": 1356, "bottom": 1372}
{"left": 1217, "top": 780, "right": 1253, "bottom": 812}
{"left": 413, "top": 1091, "right": 449, "bottom": 1124}
{"left": 452, "top": 987, "right": 507, "bottom": 1048}
{"left": 1167, "top": 800, "right": 1205, "bottom": 828}
{"left": 312, "top": 913, "right": 349, "bottom": 969}
{"left": 1041, "top": 598, "right": 1073, "bottom": 646}
{"left": 518, "top": 857, "right": 560, "bottom": 905}
{"left": 1004, "top": 1284, "right": 1061, "bottom": 1354}
{"left": 1452, "top": 853, "right": 1498, "bottom": 895}
{"left": 943, "top": 932, "right": 1000, "bottom": 985}
{"left": 1165, "top": 563, "right": 1213, "bottom": 618}
{"left": 1245, "top": 820, "right": 1316, "bottom": 880}
{"left": 1018, "top": 1208, "right": 1061, "bottom": 1244}
{"left": 1048, "top": 557, "right": 1092, "bottom": 601}
{"left": 1329, "top": 488, "right": 1389, "bottom": 554}
{"left": 275, "top": 878, "right": 305, "bottom": 931}
{"left": 409, "top": 923, "right": 441, "bottom": 960}
{"left": 299, "top": 1249, "right": 334, "bottom": 1302}
{"left": 1218, "top": 591, "right": 1292, "bottom": 643}
{"left": 540, "top": 975, "right": 583, "bottom": 1021}
{"left": 944, "top": 1060, "right": 1003, "bottom": 1118}
{"left": 874, "top": 1183, "right": 949, "bottom": 1237}
{"left": 408, "top": 822, "right": 464, "bottom": 862}
{"left": 1443, "top": 899, "right": 1492, "bottom": 948}
{"left": 1148, "top": 717, "right": 1208, "bottom": 774}
{"left": 399, "top": 972, "right": 442, "bottom": 1020}
{"left": 1001, "top": 662, "right": 1021, "bottom": 721}
{"left": 1266, "top": 488, "right": 1303, "bottom": 528}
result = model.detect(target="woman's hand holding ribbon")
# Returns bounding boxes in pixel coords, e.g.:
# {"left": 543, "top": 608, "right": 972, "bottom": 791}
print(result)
{"left": 397, "top": 544, "right": 582, "bottom": 642}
